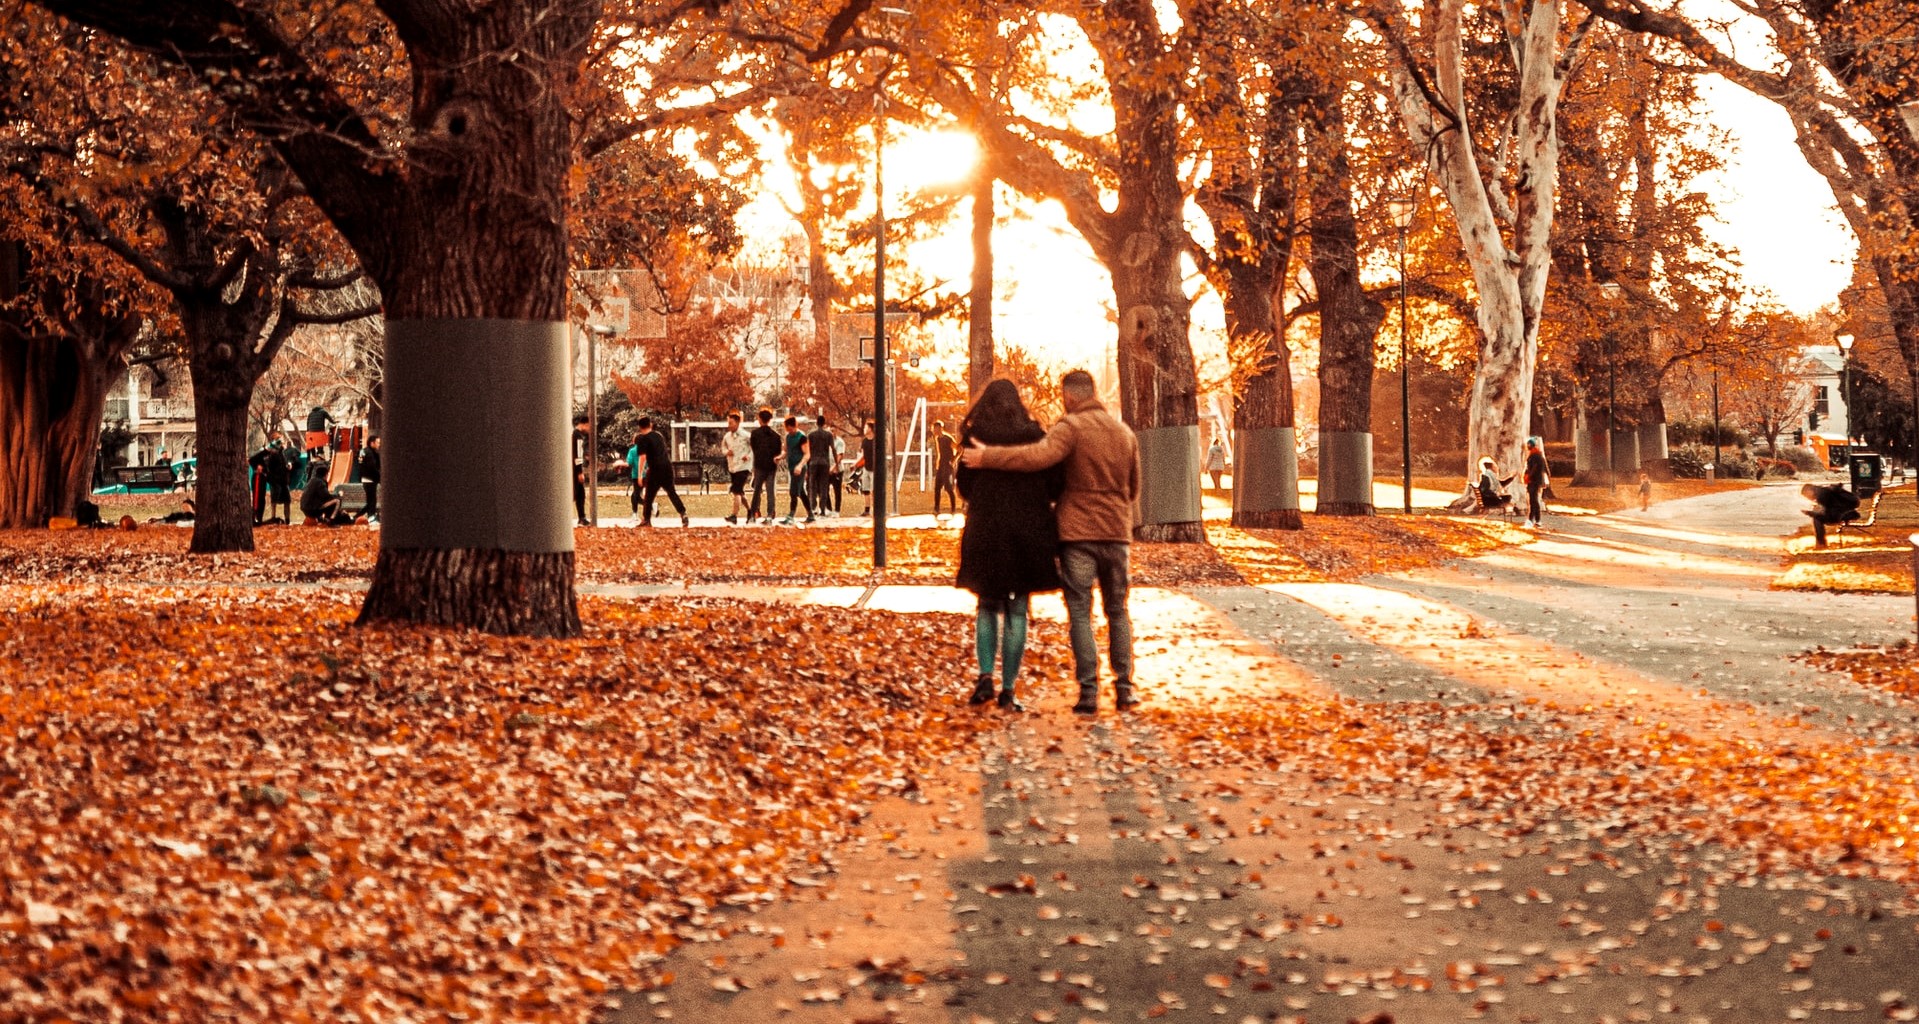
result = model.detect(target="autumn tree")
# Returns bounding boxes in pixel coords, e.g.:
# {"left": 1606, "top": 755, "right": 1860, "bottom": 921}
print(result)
{"left": 0, "top": 233, "right": 146, "bottom": 527}
{"left": 1573, "top": 0, "right": 1919, "bottom": 477}
{"left": 31, "top": 0, "right": 877, "bottom": 635}
{"left": 1375, "top": 0, "right": 1591, "bottom": 476}
{"left": 3, "top": 11, "right": 375, "bottom": 552}
{"left": 614, "top": 299, "right": 756, "bottom": 422}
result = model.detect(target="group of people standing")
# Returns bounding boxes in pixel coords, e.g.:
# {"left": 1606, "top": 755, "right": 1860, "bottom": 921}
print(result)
{"left": 720, "top": 409, "right": 876, "bottom": 525}
{"left": 249, "top": 429, "right": 380, "bottom": 527}
{"left": 954, "top": 370, "right": 1140, "bottom": 715}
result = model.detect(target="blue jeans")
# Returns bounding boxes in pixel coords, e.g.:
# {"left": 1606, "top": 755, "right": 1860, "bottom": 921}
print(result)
{"left": 1059, "top": 541, "right": 1133, "bottom": 696}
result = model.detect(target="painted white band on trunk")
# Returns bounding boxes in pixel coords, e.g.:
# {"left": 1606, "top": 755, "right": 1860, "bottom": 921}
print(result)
{"left": 1234, "top": 427, "right": 1300, "bottom": 513}
{"left": 380, "top": 318, "right": 574, "bottom": 553}
{"left": 1317, "top": 431, "right": 1374, "bottom": 507}
{"left": 1137, "top": 424, "right": 1202, "bottom": 526}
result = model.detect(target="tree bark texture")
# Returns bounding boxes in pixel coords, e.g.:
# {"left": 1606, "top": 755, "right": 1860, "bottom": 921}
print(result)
{"left": 188, "top": 373, "right": 256, "bottom": 553}
{"left": 1195, "top": 74, "right": 1303, "bottom": 532}
{"left": 358, "top": 548, "right": 581, "bottom": 638}
{"left": 1101, "top": 0, "right": 1204, "bottom": 544}
{"left": 1387, "top": 0, "right": 1563, "bottom": 477}
{"left": 1307, "top": 96, "right": 1384, "bottom": 517}
{"left": 0, "top": 247, "right": 139, "bottom": 527}
{"left": 968, "top": 171, "right": 995, "bottom": 400}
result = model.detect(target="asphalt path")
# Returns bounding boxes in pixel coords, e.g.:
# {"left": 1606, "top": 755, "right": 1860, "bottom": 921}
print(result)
{"left": 607, "top": 486, "right": 1919, "bottom": 1024}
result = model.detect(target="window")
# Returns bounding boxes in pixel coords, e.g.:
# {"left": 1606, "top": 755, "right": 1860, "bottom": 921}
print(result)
{"left": 1813, "top": 385, "right": 1829, "bottom": 416}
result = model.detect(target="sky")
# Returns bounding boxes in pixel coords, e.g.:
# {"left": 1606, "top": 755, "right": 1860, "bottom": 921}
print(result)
{"left": 1693, "top": 77, "right": 1856, "bottom": 315}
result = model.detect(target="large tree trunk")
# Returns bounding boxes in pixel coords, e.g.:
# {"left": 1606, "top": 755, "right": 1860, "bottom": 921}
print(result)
{"left": 1388, "top": 0, "right": 1563, "bottom": 476}
{"left": 1307, "top": 96, "right": 1384, "bottom": 517}
{"left": 188, "top": 369, "right": 256, "bottom": 552}
{"left": 0, "top": 247, "right": 138, "bottom": 526}
{"left": 347, "top": 8, "right": 595, "bottom": 638}
{"left": 1108, "top": 40, "right": 1204, "bottom": 545}
{"left": 968, "top": 170, "right": 995, "bottom": 400}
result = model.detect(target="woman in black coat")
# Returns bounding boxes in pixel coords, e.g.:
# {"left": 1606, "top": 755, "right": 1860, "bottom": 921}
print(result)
{"left": 955, "top": 379, "right": 1064, "bottom": 711}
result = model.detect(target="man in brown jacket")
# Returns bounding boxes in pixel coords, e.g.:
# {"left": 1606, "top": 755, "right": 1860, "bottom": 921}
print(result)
{"left": 961, "top": 369, "right": 1140, "bottom": 713}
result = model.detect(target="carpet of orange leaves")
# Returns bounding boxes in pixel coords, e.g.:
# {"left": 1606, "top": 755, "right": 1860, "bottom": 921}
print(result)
{"left": 1774, "top": 484, "right": 1917, "bottom": 597}
{"left": 0, "top": 584, "right": 1068, "bottom": 1022}
{"left": 0, "top": 513, "right": 1522, "bottom": 591}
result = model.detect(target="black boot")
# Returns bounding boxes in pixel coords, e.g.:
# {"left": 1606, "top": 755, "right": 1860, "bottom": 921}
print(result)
{"left": 968, "top": 675, "right": 995, "bottom": 705}
{"left": 1072, "top": 687, "right": 1097, "bottom": 715}
{"left": 997, "top": 686, "right": 1023, "bottom": 712}
{"left": 1115, "top": 683, "right": 1139, "bottom": 710}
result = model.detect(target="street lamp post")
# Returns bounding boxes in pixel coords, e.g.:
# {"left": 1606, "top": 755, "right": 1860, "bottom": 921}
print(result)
{"left": 1598, "top": 282, "right": 1622, "bottom": 490}
{"left": 1388, "top": 197, "right": 1416, "bottom": 514}
{"left": 871, "top": 80, "right": 891, "bottom": 567}
{"left": 1835, "top": 330, "right": 1856, "bottom": 449}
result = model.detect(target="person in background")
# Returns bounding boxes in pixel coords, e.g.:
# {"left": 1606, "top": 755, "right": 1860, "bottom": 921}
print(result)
{"left": 634, "top": 415, "right": 688, "bottom": 528}
{"left": 955, "top": 380, "right": 1064, "bottom": 712}
{"left": 304, "top": 405, "right": 335, "bottom": 457}
{"left": 932, "top": 419, "right": 960, "bottom": 518}
{"left": 806, "top": 415, "right": 837, "bottom": 519}
{"left": 960, "top": 369, "right": 1141, "bottom": 714}
{"left": 156, "top": 448, "right": 170, "bottom": 468}
{"left": 300, "top": 459, "right": 356, "bottom": 526}
{"left": 1522, "top": 436, "right": 1550, "bottom": 528}
{"left": 720, "top": 410, "right": 753, "bottom": 525}
{"left": 262, "top": 434, "right": 293, "bottom": 525}
{"left": 626, "top": 430, "right": 647, "bottom": 519}
{"left": 1801, "top": 482, "right": 1859, "bottom": 549}
{"left": 850, "top": 421, "right": 877, "bottom": 516}
{"left": 746, "top": 408, "right": 782, "bottom": 525}
{"left": 571, "top": 415, "right": 591, "bottom": 526}
{"left": 1205, "top": 435, "right": 1226, "bottom": 489}
{"left": 781, "top": 415, "right": 813, "bottom": 525}
{"left": 358, "top": 435, "right": 381, "bottom": 521}
{"left": 1638, "top": 469, "right": 1653, "bottom": 511}
{"left": 1476, "top": 456, "right": 1516, "bottom": 515}
{"left": 828, "top": 430, "right": 847, "bottom": 515}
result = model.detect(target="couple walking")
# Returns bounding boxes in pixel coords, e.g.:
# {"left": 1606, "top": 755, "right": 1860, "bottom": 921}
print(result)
{"left": 955, "top": 370, "right": 1139, "bottom": 715}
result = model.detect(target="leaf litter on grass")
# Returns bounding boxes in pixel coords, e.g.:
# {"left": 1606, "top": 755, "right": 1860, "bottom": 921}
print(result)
{"left": 0, "top": 584, "right": 1070, "bottom": 1023}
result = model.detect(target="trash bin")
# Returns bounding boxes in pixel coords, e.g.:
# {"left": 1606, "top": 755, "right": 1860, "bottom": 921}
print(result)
{"left": 1705, "top": 464, "right": 1715, "bottom": 482}
{"left": 1849, "top": 450, "right": 1886, "bottom": 499}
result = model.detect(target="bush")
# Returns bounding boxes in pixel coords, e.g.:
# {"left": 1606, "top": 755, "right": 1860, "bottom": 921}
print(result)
{"left": 1668, "top": 419, "right": 1748, "bottom": 448}
{"left": 1778, "top": 446, "right": 1826, "bottom": 474}
{"left": 1753, "top": 457, "right": 1796, "bottom": 479}
{"left": 1670, "top": 443, "right": 1758, "bottom": 479}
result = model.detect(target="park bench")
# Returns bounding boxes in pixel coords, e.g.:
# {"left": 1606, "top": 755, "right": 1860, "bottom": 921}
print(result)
{"left": 1834, "top": 491, "right": 1884, "bottom": 534}
{"left": 670, "top": 460, "right": 709, "bottom": 493}
{"left": 113, "top": 465, "right": 179, "bottom": 493}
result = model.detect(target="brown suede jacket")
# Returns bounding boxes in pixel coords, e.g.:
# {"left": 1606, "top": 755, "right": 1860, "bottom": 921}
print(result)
{"left": 972, "top": 396, "right": 1140, "bottom": 543}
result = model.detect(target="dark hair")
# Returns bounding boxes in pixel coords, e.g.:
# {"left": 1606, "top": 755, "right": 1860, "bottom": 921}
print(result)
{"left": 816, "top": 414, "right": 829, "bottom": 428}
{"left": 728, "top": 410, "right": 742, "bottom": 421}
{"left": 783, "top": 416, "right": 797, "bottom": 428}
{"left": 758, "top": 408, "right": 773, "bottom": 424}
{"left": 962, "top": 379, "right": 1044, "bottom": 446}
{"left": 574, "top": 415, "right": 590, "bottom": 426}
{"left": 637, "top": 415, "right": 653, "bottom": 430}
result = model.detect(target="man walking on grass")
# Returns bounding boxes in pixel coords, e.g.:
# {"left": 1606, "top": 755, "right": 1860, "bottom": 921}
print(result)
{"left": 782, "top": 415, "right": 814, "bottom": 525}
{"left": 633, "top": 416, "right": 688, "bottom": 528}
{"left": 720, "top": 410, "right": 752, "bottom": 524}
{"left": 806, "top": 415, "right": 837, "bottom": 518}
{"left": 746, "top": 408, "right": 782, "bottom": 525}
{"left": 960, "top": 369, "right": 1140, "bottom": 713}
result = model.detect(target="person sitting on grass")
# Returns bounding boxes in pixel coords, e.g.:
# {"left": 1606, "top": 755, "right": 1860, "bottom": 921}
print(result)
{"left": 300, "top": 461, "right": 358, "bottom": 527}
{"left": 1800, "top": 482, "right": 1859, "bottom": 549}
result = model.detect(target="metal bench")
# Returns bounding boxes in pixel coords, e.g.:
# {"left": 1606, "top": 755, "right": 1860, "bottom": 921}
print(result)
{"left": 670, "top": 460, "right": 709, "bottom": 493}
{"left": 1835, "top": 491, "right": 1884, "bottom": 533}
{"left": 112, "top": 465, "right": 179, "bottom": 493}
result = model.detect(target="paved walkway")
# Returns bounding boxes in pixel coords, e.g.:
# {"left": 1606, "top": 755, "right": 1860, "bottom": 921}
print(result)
{"left": 606, "top": 487, "right": 1919, "bottom": 1024}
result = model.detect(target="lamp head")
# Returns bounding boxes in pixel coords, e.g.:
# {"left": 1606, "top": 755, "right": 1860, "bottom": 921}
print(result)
{"left": 1835, "top": 331, "right": 1855, "bottom": 355}
{"left": 1387, "top": 197, "right": 1416, "bottom": 230}
{"left": 1598, "top": 282, "right": 1622, "bottom": 301}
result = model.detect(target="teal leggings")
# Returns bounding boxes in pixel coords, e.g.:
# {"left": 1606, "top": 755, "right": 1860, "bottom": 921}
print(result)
{"left": 975, "top": 594, "right": 1031, "bottom": 690}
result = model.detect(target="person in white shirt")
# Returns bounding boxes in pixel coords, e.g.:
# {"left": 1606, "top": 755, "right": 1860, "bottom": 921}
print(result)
{"left": 719, "top": 410, "right": 754, "bottom": 525}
